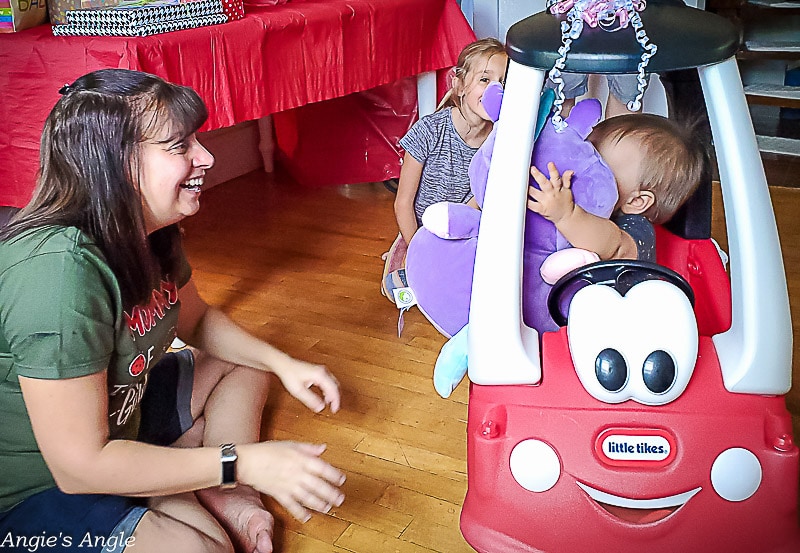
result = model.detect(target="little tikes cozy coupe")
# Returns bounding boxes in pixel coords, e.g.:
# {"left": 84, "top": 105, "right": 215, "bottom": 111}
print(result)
{"left": 460, "top": 2, "right": 800, "bottom": 552}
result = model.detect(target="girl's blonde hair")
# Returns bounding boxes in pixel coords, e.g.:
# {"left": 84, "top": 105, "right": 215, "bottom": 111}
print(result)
{"left": 436, "top": 38, "right": 507, "bottom": 112}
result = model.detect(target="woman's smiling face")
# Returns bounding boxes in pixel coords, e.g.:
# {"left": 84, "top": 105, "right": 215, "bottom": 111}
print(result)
{"left": 137, "top": 118, "right": 214, "bottom": 234}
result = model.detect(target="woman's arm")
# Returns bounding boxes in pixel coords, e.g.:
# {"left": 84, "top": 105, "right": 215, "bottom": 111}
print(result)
{"left": 177, "top": 279, "right": 340, "bottom": 413}
{"left": 394, "top": 152, "right": 424, "bottom": 245}
{"left": 19, "top": 373, "right": 344, "bottom": 517}
{"left": 527, "top": 163, "right": 639, "bottom": 260}
{"left": 20, "top": 371, "right": 218, "bottom": 496}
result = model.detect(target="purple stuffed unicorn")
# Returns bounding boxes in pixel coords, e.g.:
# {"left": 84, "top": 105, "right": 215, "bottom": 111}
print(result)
{"left": 405, "top": 97, "right": 619, "bottom": 338}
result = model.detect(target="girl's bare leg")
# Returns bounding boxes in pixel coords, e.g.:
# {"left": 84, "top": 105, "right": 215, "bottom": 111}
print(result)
{"left": 561, "top": 97, "right": 576, "bottom": 118}
{"left": 606, "top": 92, "right": 641, "bottom": 118}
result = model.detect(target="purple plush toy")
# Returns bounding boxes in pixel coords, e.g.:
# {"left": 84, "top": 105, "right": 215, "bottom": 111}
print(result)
{"left": 405, "top": 97, "right": 619, "bottom": 338}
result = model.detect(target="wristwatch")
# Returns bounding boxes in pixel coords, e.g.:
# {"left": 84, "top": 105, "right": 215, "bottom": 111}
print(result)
{"left": 220, "top": 443, "right": 238, "bottom": 489}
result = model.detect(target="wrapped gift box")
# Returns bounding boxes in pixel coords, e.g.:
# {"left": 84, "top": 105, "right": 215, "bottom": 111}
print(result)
{"left": 1, "top": 0, "right": 48, "bottom": 32}
{"left": 50, "top": 0, "right": 241, "bottom": 26}
{"left": 53, "top": 11, "right": 227, "bottom": 35}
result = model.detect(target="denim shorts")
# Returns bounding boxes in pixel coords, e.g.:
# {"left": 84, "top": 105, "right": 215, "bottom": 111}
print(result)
{"left": 549, "top": 72, "right": 646, "bottom": 105}
{"left": 0, "top": 350, "right": 195, "bottom": 553}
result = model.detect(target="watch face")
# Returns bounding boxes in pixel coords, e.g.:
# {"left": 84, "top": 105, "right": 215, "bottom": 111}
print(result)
{"left": 221, "top": 443, "right": 237, "bottom": 460}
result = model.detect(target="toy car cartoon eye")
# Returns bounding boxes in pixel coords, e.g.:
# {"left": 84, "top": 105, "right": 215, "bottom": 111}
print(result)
{"left": 642, "top": 349, "right": 676, "bottom": 394}
{"left": 595, "top": 348, "right": 628, "bottom": 392}
{"left": 596, "top": 347, "right": 677, "bottom": 395}
{"left": 567, "top": 279, "right": 698, "bottom": 406}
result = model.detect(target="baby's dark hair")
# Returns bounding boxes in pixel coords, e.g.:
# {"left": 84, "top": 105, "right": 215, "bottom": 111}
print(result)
{"left": 589, "top": 114, "right": 708, "bottom": 225}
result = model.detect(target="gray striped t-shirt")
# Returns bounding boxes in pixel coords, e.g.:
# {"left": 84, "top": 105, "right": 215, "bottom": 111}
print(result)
{"left": 399, "top": 108, "right": 477, "bottom": 225}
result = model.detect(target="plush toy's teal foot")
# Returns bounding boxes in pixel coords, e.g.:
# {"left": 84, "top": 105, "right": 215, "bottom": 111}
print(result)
{"left": 433, "top": 324, "right": 469, "bottom": 398}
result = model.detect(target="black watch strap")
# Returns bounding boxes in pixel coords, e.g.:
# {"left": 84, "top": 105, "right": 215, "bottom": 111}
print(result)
{"left": 220, "top": 443, "right": 237, "bottom": 489}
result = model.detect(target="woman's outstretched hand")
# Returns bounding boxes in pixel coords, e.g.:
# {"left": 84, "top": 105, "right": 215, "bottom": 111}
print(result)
{"left": 239, "top": 441, "right": 346, "bottom": 523}
{"left": 272, "top": 356, "right": 341, "bottom": 414}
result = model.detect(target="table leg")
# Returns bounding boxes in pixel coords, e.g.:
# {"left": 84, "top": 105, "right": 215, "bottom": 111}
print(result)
{"left": 417, "top": 71, "right": 437, "bottom": 118}
{"left": 257, "top": 114, "right": 275, "bottom": 173}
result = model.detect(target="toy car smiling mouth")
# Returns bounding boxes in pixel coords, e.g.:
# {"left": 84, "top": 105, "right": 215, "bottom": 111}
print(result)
{"left": 457, "top": 2, "right": 800, "bottom": 552}
{"left": 575, "top": 481, "right": 701, "bottom": 524}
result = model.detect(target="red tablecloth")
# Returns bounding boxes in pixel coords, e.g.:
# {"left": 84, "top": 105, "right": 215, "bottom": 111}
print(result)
{"left": 0, "top": 0, "right": 474, "bottom": 206}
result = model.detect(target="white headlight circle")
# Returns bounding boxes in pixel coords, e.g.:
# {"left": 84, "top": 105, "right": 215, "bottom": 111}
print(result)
{"left": 510, "top": 439, "right": 561, "bottom": 492}
{"left": 710, "top": 447, "right": 762, "bottom": 502}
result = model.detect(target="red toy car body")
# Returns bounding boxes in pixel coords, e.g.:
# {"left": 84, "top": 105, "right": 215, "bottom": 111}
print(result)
{"left": 459, "top": 5, "right": 799, "bottom": 551}
{"left": 461, "top": 232, "right": 800, "bottom": 553}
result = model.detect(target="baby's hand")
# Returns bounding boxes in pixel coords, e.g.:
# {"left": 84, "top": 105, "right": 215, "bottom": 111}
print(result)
{"left": 527, "top": 162, "right": 575, "bottom": 226}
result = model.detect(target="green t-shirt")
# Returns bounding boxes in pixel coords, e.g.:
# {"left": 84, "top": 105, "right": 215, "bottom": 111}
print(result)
{"left": 0, "top": 226, "right": 191, "bottom": 512}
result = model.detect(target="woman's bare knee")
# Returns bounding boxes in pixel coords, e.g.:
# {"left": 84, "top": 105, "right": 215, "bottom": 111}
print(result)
{"left": 233, "top": 364, "right": 270, "bottom": 394}
{"left": 171, "top": 415, "right": 205, "bottom": 448}
{"left": 133, "top": 510, "right": 234, "bottom": 553}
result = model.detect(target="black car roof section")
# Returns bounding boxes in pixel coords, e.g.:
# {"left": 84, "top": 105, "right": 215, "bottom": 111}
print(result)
{"left": 505, "top": 0, "right": 740, "bottom": 74}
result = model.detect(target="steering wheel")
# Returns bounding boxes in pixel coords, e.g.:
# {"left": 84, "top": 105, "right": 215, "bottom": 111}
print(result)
{"left": 547, "top": 260, "right": 695, "bottom": 327}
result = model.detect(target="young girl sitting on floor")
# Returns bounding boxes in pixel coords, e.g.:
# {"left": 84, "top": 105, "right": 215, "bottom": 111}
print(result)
{"left": 381, "top": 37, "right": 508, "bottom": 302}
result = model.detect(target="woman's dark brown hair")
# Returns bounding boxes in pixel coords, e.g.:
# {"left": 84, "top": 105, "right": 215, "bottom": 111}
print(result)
{"left": 0, "top": 69, "right": 208, "bottom": 308}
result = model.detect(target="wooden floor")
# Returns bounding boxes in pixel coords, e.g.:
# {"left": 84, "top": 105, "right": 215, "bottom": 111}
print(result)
{"left": 181, "top": 166, "right": 800, "bottom": 553}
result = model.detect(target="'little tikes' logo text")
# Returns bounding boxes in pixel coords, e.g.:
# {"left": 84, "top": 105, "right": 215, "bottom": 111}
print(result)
{"left": 125, "top": 280, "right": 178, "bottom": 337}
{"left": 595, "top": 428, "right": 676, "bottom": 468}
